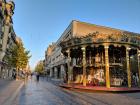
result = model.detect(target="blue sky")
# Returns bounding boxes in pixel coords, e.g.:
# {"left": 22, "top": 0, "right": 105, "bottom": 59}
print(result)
{"left": 13, "top": 0, "right": 140, "bottom": 69}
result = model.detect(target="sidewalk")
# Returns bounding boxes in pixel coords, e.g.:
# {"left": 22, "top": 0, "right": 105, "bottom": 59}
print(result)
{"left": 0, "top": 79, "right": 24, "bottom": 105}
{"left": 46, "top": 77, "right": 64, "bottom": 86}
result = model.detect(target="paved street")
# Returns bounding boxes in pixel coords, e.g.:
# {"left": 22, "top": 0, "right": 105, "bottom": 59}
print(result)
{"left": 10, "top": 76, "right": 140, "bottom": 105}
{"left": 0, "top": 79, "right": 23, "bottom": 105}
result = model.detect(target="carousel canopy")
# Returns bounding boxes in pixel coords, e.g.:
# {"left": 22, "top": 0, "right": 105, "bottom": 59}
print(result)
{"left": 60, "top": 21, "right": 140, "bottom": 50}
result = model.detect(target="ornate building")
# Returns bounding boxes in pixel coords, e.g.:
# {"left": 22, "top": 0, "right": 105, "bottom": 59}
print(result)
{"left": 45, "top": 42, "right": 66, "bottom": 79}
{"left": 0, "top": 0, "right": 17, "bottom": 79}
{"left": 46, "top": 20, "right": 140, "bottom": 88}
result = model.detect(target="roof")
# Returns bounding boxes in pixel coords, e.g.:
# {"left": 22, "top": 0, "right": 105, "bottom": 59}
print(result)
{"left": 72, "top": 20, "right": 140, "bottom": 36}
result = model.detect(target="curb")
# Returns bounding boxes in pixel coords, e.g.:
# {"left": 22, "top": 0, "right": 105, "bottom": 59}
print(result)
{"left": 59, "top": 84, "right": 140, "bottom": 93}
{"left": 69, "top": 88, "right": 140, "bottom": 93}
{"left": 3, "top": 81, "right": 24, "bottom": 105}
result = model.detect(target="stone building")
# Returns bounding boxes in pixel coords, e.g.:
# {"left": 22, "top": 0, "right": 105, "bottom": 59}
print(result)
{"left": 0, "top": 0, "right": 17, "bottom": 79}
{"left": 45, "top": 20, "right": 140, "bottom": 88}
{"left": 0, "top": 0, "right": 3, "bottom": 55}
{"left": 45, "top": 42, "right": 66, "bottom": 79}
{"left": 1, "top": 26, "right": 17, "bottom": 79}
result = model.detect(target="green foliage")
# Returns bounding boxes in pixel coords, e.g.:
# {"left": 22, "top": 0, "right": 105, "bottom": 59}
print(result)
{"left": 35, "top": 61, "right": 44, "bottom": 74}
{"left": 5, "top": 43, "right": 31, "bottom": 70}
{"left": 4, "top": 45, "right": 17, "bottom": 67}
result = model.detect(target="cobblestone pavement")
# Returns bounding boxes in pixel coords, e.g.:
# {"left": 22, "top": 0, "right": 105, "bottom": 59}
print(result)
{"left": 13, "top": 77, "right": 140, "bottom": 105}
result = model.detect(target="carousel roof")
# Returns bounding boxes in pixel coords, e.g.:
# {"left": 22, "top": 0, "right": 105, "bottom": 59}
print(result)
{"left": 60, "top": 32, "right": 140, "bottom": 49}
{"left": 60, "top": 21, "right": 140, "bottom": 49}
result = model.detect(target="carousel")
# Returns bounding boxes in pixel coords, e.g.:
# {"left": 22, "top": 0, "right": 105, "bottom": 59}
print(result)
{"left": 60, "top": 31, "right": 140, "bottom": 88}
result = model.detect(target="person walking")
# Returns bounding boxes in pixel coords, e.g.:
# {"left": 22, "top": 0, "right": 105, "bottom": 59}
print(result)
{"left": 36, "top": 72, "right": 40, "bottom": 82}
{"left": 30, "top": 73, "right": 33, "bottom": 79}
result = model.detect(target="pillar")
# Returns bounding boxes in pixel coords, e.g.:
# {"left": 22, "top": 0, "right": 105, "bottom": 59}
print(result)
{"left": 126, "top": 47, "right": 131, "bottom": 88}
{"left": 54, "top": 67, "right": 58, "bottom": 79}
{"left": 60, "top": 65, "right": 65, "bottom": 80}
{"left": 81, "top": 47, "right": 87, "bottom": 86}
{"left": 137, "top": 49, "right": 140, "bottom": 87}
{"left": 50, "top": 68, "right": 53, "bottom": 77}
{"left": 104, "top": 45, "right": 110, "bottom": 88}
{"left": 66, "top": 49, "right": 71, "bottom": 84}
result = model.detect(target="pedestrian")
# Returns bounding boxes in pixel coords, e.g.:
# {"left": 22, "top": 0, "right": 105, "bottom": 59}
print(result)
{"left": 12, "top": 72, "right": 15, "bottom": 80}
{"left": 46, "top": 74, "right": 48, "bottom": 81}
{"left": 36, "top": 72, "right": 40, "bottom": 82}
{"left": 30, "top": 73, "right": 33, "bottom": 79}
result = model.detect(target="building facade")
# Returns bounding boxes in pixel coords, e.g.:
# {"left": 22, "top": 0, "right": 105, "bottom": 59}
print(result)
{"left": 0, "top": 0, "right": 17, "bottom": 79}
{"left": 45, "top": 20, "right": 140, "bottom": 88}
{"left": 45, "top": 43, "right": 66, "bottom": 79}
{"left": 1, "top": 26, "right": 17, "bottom": 79}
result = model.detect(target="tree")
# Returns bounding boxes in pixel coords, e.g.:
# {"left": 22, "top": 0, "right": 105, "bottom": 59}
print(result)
{"left": 16, "top": 43, "right": 31, "bottom": 70}
{"left": 5, "top": 42, "right": 31, "bottom": 75}
{"left": 4, "top": 45, "right": 18, "bottom": 68}
{"left": 35, "top": 60, "right": 44, "bottom": 74}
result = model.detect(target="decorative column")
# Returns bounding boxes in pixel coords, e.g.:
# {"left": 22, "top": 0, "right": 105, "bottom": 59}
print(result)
{"left": 50, "top": 68, "right": 53, "bottom": 77}
{"left": 104, "top": 45, "right": 110, "bottom": 88}
{"left": 81, "top": 46, "right": 87, "bottom": 86}
{"left": 54, "top": 67, "right": 58, "bottom": 79}
{"left": 126, "top": 47, "right": 131, "bottom": 88}
{"left": 60, "top": 65, "right": 64, "bottom": 79}
{"left": 137, "top": 49, "right": 140, "bottom": 87}
{"left": 66, "top": 49, "right": 71, "bottom": 84}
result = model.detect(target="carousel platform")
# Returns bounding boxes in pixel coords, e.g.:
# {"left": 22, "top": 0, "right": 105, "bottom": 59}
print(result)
{"left": 59, "top": 83, "right": 140, "bottom": 93}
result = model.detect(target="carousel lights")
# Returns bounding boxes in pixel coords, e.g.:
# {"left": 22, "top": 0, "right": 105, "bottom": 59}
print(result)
{"left": 127, "top": 47, "right": 131, "bottom": 51}
{"left": 130, "top": 56, "right": 134, "bottom": 59}
{"left": 138, "top": 50, "right": 140, "bottom": 56}
{"left": 104, "top": 46, "right": 109, "bottom": 49}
